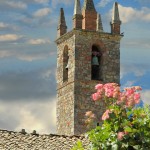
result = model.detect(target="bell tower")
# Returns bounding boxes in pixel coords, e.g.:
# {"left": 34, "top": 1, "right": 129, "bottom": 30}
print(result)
{"left": 56, "top": 1, "right": 123, "bottom": 135}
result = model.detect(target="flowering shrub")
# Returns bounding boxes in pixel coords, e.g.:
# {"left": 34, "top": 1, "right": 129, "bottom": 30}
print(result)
{"left": 72, "top": 83, "right": 150, "bottom": 150}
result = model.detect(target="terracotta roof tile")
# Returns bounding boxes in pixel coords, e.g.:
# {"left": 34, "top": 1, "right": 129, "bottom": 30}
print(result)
{"left": 0, "top": 129, "right": 89, "bottom": 150}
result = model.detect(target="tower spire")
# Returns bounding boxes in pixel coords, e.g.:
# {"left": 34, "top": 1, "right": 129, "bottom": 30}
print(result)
{"left": 82, "top": 0, "right": 97, "bottom": 30}
{"left": 83, "top": 0, "right": 96, "bottom": 11}
{"left": 111, "top": 2, "right": 121, "bottom": 34}
{"left": 73, "top": 0, "right": 83, "bottom": 29}
{"left": 112, "top": 2, "right": 121, "bottom": 23}
{"left": 74, "top": 0, "right": 81, "bottom": 15}
{"left": 97, "top": 14, "right": 103, "bottom": 32}
{"left": 57, "top": 8, "right": 67, "bottom": 37}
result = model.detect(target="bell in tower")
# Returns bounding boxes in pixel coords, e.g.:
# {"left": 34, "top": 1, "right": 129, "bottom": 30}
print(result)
{"left": 92, "top": 55, "right": 99, "bottom": 66}
{"left": 91, "top": 46, "right": 101, "bottom": 80}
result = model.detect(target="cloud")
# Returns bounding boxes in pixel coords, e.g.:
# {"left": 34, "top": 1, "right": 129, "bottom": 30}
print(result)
{"left": 118, "top": 5, "right": 150, "bottom": 23}
{"left": 0, "top": 41, "right": 55, "bottom": 61}
{"left": 141, "top": 90, "right": 150, "bottom": 105}
{"left": 51, "top": 0, "right": 73, "bottom": 7}
{"left": 122, "top": 39, "right": 150, "bottom": 49}
{"left": 33, "top": 8, "right": 52, "bottom": 17}
{"left": 121, "top": 63, "right": 147, "bottom": 79}
{"left": 136, "top": 0, "right": 150, "bottom": 5}
{"left": 28, "top": 39, "right": 51, "bottom": 45}
{"left": 0, "top": 22, "right": 20, "bottom": 31}
{"left": 0, "top": 99, "right": 56, "bottom": 133}
{"left": 0, "top": 1, "right": 27, "bottom": 12}
{"left": 34, "top": 0, "right": 49, "bottom": 4}
{"left": 0, "top": 34, "right": 23, "bottom": 42}
{"left": 15, "top": 49, "right": 56, "bottom": 61}
{"left": 98, "top": 0, "right": 113, "bottom": 7}
{"left": 0, "top": 22, "right": 8, "bottom": 28}
{"left": 6, "top": 1, "right": 27, "bottom": 10}
{"left": 122, "top": 80, "right": 136, "bottom": 88}
{"left": 0, "top": 66, "right": 56, "bottom": 101}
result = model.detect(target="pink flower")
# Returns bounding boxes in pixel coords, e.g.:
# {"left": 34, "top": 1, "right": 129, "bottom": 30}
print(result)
{"left": 125, "top": 88, "right": 135, "bottom": 96}
{"left": 95, "top": 84, "right": 103, "bottom": 90}
{"left": 85, "top": 111, "right": 95, "bottom": 118}
{"left": 134, "top": 93, "right": 140, "bottom": 104}
{"left": 102, "top": 109, "right": 111, "bottom": 120}
{"left": 92, "top": 92, "right": 101, "bottom": 101}
{"left": 113, "top": 91, "right": 119, "bottom": 98}
{"left": 104, "top": 83, "right": 119, "bottom": 98}
{"left": 134, "top": 86, "right": 142, "bottom": 91}
{"left": 105, "top": 89, "right": 114, "bottom": 97}
{"left": 117, "top": 132, "right": 125, "bottom": 140}
{"left": 125, "top": 98, "right": 135, "bottom": 107}
{"left": 85, "top": 111, "right": 93, "bottom": 117}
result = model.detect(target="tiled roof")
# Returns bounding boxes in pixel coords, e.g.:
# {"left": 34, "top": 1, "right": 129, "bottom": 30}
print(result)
{"left": 0, "top": 129, "right": 89, "bottom": 150}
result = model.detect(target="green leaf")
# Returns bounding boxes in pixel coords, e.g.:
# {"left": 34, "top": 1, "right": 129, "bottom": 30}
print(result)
{"left": 111, "top": 143, "right": 118, "bottom": 150}
{"left": 124, "top": 126, "right": 132, "bottom": 132}
{"left": 133, "top": 145, "right": 140, "bottom": 150}
{"left": 71, "top": 141, "right": 85, "bottom": 150}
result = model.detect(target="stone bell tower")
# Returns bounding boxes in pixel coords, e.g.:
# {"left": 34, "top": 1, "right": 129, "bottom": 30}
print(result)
{"left": 56, "top": 0, "right": 123, "bottom": 135}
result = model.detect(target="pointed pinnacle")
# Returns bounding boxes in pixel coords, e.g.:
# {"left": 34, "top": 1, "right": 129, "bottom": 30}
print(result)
{"left": 112, "top": 2, "right": 121, "bottom": 24}
{"left": 97, "top": 14, "right": 103, "bottom": 32}
{"left": 74, "top": 0, "right": 81, "bottom": 15}
{"left": 58, "top": 8, "right": 66, "bottom": 26}
{"left": 83, "top": 0, "right": 96, "bottom": 11}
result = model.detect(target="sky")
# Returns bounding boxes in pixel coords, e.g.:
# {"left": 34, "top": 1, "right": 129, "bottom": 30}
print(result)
{"left": 0, "top": 0, "right": 150, "bottom": 134}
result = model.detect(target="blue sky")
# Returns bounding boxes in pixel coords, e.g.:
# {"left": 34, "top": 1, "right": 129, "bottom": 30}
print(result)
{"left": 0, "top": 0, "right": 150, "bottom": 134}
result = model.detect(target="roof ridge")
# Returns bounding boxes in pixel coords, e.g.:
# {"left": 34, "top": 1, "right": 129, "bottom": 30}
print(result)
{"left": 0, "top": 129, "right": 85, "bottom": 138}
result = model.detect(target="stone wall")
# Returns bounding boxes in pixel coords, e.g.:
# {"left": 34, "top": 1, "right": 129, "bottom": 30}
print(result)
{"left": 56, "top": 33, "right": 76, "bottom": 135}
{"left": 56, "top": 29, "right": 122, "bottom": 135}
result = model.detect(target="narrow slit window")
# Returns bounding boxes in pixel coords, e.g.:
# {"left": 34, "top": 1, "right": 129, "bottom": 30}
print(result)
{"left": 63, "top": 46, "right": 69, "bottom": 82}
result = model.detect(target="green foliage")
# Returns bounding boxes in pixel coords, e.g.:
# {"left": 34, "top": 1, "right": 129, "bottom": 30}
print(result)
{"left": 87, "top": 105, "right": 150, "bottom": 150}
{"left": 71, "top": 141, "right": 85, "bottom": 150}
{"left": 72, "top": 105, "right": 150, "bottom": 150}
{"left": 72, "top": 84, "right": 150, "bottom": 150}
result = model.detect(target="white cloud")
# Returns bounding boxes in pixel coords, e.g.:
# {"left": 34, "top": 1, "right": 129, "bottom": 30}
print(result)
{"left": 118, "top": 5, "right": 150, "bottom": 23}
{"left": 122, "top": 80, "right": 136, "bottom": 88}
{"left": 0, "top": 98, "right": 56, "bottom": 133}
{"left": 16, "top": 55, "right": 47, "bottom": 62}
{"left": 34, "top": 0, "right": 49, "bottom": 4}
{"left": 0, "top": 34, "right": 22, "bottom": 42}
{"left": 28, "top": 38, "right": 51, "bottom": 45}
{"left": 0, "top": 22, "right": 8, "bottom": 28}
{"left": 0, "top": 22, "right": 20, "bottom": 31}
{"left": 98, "top": 0, "right": 113, "bottom": 7}
{"left": 0, "top": 49, "right": 53, "bottom": 61}
{"left": 33, "top": 8, "right": 51, "bottom": 17}
{"left": 0, "top": 50, "right": 13, "bottom": 58}
{"left": 121, "top": 64, "right": 146, "bottom": 79}
{"left": 51, "top": 0, "right": 72, "bottom": 7}
{"left": 6, "top": 1, "right": 27, "bottom": 10}
{"left": 141, "top": 90, "right": 150, "bottom": 105}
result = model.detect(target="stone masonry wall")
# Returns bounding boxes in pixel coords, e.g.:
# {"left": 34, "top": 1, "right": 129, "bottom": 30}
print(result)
{"left": 56, "top": 29, "right": 122, "bottom": 135}
{"left": 56, "top": 33, "right": 76, "bottom": 135}
{"left": 73, "top": 29, "right": 121, "bottom": 134}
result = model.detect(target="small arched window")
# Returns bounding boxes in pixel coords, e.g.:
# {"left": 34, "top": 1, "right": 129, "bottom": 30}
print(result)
{"left": 63, "top": 46, "right": 69, "bottom": 82}
{"left": 91, "top": 45, "right": 102, "bottom": 80}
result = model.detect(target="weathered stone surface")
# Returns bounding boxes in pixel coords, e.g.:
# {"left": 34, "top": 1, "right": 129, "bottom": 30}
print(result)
{"left": 56, "top": 0, "right": 122, "bottom": 136}
{"left": 56, "top": 28, "right": 122, "bottom": 136}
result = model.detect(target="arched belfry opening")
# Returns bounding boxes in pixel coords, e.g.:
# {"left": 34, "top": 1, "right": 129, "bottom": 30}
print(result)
{"left": 91, "top": 45, "right": 102, "bottom": 80}
{"left": 63, "top": 46, "right": 69, "bottom": 82}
